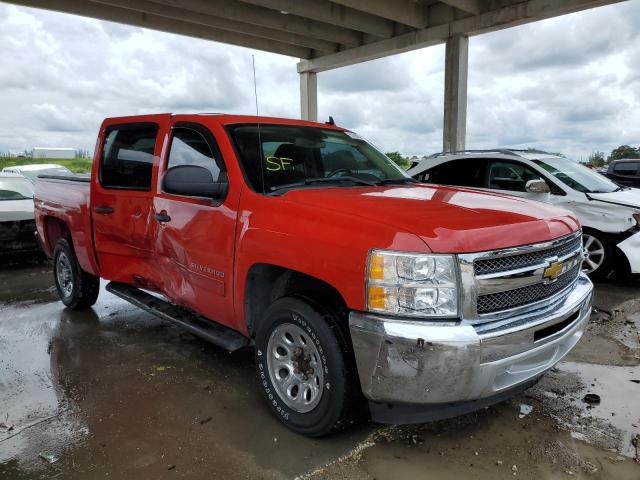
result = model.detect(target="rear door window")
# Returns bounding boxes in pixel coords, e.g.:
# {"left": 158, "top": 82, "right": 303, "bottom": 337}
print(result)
{"left": 429, "top": 159, "right": 487, "bottom": 188}
{"left": 100, "top": 124, "right": 158, "bottom": 190}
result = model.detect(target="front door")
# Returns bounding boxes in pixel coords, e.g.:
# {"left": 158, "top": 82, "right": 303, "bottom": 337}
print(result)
{"left": 153, "top": 121, "right": 238, "bottom": 326}
{"left": 90, "top": 115, "right": 170, "bottom": 285}
{"left": 483, "top": 159, "right": 554, "bottom": 203}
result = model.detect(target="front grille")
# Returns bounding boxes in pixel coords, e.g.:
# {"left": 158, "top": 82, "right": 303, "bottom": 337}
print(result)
{"left": 477, "top": 265, "right": 580, "bottom": 314}
{"left": 474, "top": 234, "right": 582, "bottom": 276}
{"left": 0, "top": 219, "right": 38, "bottom": 253}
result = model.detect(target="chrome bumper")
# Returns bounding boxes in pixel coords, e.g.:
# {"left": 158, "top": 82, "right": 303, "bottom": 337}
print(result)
{"left": 349, "top": 273, "right": 593, "bottom": 407}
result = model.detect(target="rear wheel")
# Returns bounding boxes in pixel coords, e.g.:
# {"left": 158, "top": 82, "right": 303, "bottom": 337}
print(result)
{"left": 53, "top": 238, "right": 100, "bottom": 309}
{"left": 254, "top": 296, "right": 360, "bottom": 437}
{"left": 582, "top": 229, "right": 613, "bottom": 279}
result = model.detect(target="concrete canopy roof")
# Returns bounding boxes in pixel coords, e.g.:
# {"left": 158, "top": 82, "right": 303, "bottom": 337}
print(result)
{"left": 4, "top": 0, "right": 625, "bottom": 72}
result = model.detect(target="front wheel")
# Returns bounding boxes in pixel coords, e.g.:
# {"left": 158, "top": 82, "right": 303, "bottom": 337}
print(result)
{"left": 53, "top": 238, "right": 100, "bottom": 309}
{"left": 254, "top": 297, "right": 360, "bottom": 437}
{"left": 582, "top": 229, "right": 613, "bottom": 279}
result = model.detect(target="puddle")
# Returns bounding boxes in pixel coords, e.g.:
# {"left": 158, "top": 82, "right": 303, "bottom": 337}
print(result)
{"left": 557, "top": 361, "right": 640, "bottom": 458}
{"left": 0, "top": 302, "right": 88, "bottom": 469}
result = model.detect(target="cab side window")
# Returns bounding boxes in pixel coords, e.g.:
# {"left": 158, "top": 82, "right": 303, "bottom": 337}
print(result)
{"left": 167, "top": 127, "right": 225, "bottom": 182}
{"left": 100, "top": 124, "right": 158, "bottom": 190}
{"left": 487, "top": 160, "right": 545, "bottom": 192}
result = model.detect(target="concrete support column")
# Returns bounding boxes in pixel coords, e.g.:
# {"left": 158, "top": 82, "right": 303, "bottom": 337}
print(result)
{"left": 443, "top": 35, "right": 468, "bottom": 153}
{"left": 300, "top": 71, "right": 318, "bottom": 121}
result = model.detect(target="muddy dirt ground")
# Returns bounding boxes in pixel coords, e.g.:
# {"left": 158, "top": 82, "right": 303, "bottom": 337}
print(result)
{"left": 1, "top": 259, "right": 639, "bottom": 479}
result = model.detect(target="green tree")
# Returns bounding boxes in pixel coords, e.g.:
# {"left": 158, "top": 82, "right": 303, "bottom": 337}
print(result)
{"left": 587, "top": 151, "right": 605, "bottom": 168}
{"left": 608, "top": 145, "right": 640, "bottom": 163}
{"left": 385, "top": 151, "right": 411, "bottom": 170}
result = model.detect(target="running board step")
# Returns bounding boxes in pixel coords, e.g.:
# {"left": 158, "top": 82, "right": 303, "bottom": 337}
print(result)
{"left": 106, "top": 282, "right": 249, "bottom": 352}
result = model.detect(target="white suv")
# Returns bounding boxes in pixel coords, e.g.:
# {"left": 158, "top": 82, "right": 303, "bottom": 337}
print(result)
{"left": 408, "top": 149, "right": 640, "bottom": 279}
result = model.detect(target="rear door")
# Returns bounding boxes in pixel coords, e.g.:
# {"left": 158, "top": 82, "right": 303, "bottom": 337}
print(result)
{"left": 152, "top": 120, "right": 239, "bottom": 327}
{"left": 90, "top": 115, "right": 170, "bottom": 286}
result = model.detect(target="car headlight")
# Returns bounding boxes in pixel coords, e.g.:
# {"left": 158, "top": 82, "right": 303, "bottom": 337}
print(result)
{"left": 366, "top": 250, "right": 459, "bottom": 317}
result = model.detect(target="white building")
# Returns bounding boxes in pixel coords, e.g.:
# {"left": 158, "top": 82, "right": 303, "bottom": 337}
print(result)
{"left": 33, "top": 147, "right": 76, "bottom": 159}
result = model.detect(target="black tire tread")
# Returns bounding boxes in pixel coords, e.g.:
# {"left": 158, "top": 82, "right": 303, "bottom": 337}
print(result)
{"left": 53, "top": 238, "right": 100, "bottom": 309}
{"left": 297, "top": 296, "right": 363, "bottom": 434}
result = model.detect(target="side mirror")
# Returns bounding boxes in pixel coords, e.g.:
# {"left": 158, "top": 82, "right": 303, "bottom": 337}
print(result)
{"left": 525, "top": 179, "right": 550, "bottom": 194}
{"left": 162, "top": 165, "right": 228, "bottom": 199}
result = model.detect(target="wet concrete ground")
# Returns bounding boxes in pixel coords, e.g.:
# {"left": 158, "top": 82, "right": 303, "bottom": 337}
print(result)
{"left": 1, "top": 260, "right": 639, "bottom": 479}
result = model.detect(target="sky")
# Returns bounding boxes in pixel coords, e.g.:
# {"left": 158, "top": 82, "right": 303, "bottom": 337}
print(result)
{"left": 0, "top": 2, "right": 639, "bottom": 160}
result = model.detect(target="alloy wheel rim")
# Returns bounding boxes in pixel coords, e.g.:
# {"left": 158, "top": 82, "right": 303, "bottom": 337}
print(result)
{"left": 266, "top": 322, "right": 324, "bottom": 413}
{"left": 582, "top": 234, "right": 605, "bottom": 274}
{"left": 56, "top": 252, "right": 74, "bottom": 298}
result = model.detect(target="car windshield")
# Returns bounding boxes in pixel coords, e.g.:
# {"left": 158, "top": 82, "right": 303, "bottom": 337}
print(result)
{"left": 532, "top": 157, "right": 619, "bottom": 194}
{"left": 0, "top": 177, "right": 34, "bottom": 200}
{"left": 227, "top": 124, "right": 412, "bottom": 193}
{"left": 20, "top": 167, "right": 71, "bottom": 183}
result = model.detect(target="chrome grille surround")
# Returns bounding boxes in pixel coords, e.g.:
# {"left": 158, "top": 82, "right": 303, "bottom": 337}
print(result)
{"left": 458, "top": 231, "right": 583, "bottom": 327}
{"left": 474, "top": 234, "right": 582, "bottom": 275}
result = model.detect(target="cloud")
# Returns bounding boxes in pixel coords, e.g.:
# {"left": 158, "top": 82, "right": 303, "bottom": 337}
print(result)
{"left": 321, "top": 56, "right": 412, "bottom": 93}
{"left": 0, "top": 1, "right": 639, "bottom": 161}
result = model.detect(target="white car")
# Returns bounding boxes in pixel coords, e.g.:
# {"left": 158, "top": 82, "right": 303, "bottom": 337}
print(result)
{"left": 0, "top": 172, "right": 40, "bottom": 255}
{"left": 408, "top": 149, "right": 640, "bottom": 279}
{"left": 2, "top": 163, "right": 72, "bottom": 183}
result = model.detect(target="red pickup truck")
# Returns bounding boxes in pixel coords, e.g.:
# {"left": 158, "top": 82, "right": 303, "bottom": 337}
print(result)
{"left": 35, "top": 113, "right": 593, "bottom": 436}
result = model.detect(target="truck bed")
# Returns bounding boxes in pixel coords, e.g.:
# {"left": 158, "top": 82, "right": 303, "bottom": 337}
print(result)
{"left": 34, "top": 175, "right": 99, "bottom": 275}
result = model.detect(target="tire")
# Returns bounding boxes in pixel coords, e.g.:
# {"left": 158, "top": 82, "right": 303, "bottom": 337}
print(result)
{"left": 582, "top": 229, "right": 613, "bottom": 280}
{"left": 254, "top": 296, "right": 360, "bottom": 437}
{"left": 53, "top": 238, "right": 100, "bottom": 309}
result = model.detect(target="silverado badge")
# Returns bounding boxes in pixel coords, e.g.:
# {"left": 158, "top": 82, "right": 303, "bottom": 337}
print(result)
{"left": 543, "top": 260, "right": 564, "bottom": 282}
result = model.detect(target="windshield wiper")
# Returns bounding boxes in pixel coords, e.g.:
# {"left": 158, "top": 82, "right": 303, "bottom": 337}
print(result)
{"left": 377, "top": 178, "right": 418, "bottom": 185}
{"left": 269, "top": 176, "right": 379, "bottom": 193}
{"left": 0, "top": 195, "right": 32, "bottom": 201}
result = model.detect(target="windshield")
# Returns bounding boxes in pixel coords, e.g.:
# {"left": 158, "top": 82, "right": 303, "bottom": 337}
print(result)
{"left": 0, "top": 177, "right": 34, "bottom": 200}
{"left": 227, "top": 124, "right": 411, "bottom": 193}
{"left": 20, "top": 167, "right": 71, "bottom": 183}
{"left": 532, "top": 158, "right": 620, "bottom": 193}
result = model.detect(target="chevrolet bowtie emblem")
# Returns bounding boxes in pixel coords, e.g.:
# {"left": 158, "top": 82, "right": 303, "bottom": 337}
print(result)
{"left": 543, "top": 261, "right": 564, "bottom": 281}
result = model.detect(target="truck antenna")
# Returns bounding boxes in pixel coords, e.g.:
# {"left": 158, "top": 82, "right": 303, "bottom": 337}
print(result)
{"left": 252, "top": 55, "right": 266, "bottom": 194}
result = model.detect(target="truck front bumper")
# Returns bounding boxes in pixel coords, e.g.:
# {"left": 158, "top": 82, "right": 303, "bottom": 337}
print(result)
{"left": 349, "top": 273, "right": 593, "bottom": 424}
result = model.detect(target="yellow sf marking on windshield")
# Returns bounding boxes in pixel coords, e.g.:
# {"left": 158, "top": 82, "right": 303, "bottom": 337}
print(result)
{"left": 265, "top": 157, "right": 293, "bottom": 171}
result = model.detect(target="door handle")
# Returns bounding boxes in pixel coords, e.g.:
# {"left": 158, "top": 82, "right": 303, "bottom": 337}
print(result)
{"left": 94, "top": 205, "right": 114, "bottom": 214}
{"left": 154, "top": 211, "right": 171, "bottom": 223}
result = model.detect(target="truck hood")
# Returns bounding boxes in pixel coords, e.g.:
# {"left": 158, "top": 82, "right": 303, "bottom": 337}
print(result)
{"left": 281, "top": 185, "right": 579, "bottom": 253}
{"left": 0, "top": 199, "right": 34, "bottom": 222}
{"left": 587, "top": 188, "right": 640, "bottom": 209}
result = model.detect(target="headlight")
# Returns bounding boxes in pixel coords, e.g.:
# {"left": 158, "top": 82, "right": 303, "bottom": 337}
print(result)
{"left": 366, "top": 250, "right": 458, "bottom": 317}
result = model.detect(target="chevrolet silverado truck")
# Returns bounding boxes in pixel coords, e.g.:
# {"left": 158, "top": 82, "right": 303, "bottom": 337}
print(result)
{"left": 34, "top": 114, "right": 593, "bottom": 436}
